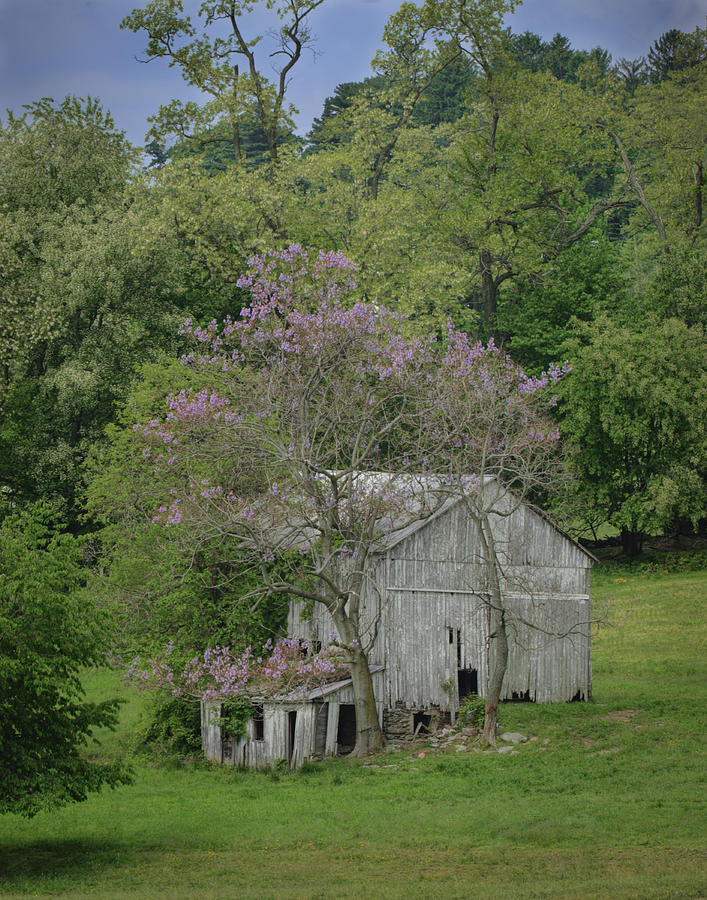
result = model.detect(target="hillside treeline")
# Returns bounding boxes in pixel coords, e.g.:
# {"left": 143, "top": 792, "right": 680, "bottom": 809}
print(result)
{"left": 1, "top": 2, "right": 704, "bottom": 682}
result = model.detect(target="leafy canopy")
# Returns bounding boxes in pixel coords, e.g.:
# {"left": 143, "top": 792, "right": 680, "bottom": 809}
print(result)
{"left": 0, "top": 505, "right": 131, "bottom": 817}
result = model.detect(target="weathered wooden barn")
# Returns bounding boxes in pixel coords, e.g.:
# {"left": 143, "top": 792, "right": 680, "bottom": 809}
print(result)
{"left": 202, "top": 480, "right": 595, "bottom": 768}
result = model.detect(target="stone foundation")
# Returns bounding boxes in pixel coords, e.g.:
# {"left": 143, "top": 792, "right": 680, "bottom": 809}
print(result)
{"left": 383, "top": 703, "right": 451, "bottom": 741}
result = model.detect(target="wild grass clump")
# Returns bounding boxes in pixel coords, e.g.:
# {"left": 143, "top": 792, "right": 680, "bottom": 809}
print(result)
{"left": 456, "top": 693, "right": 485, "bottom": 728}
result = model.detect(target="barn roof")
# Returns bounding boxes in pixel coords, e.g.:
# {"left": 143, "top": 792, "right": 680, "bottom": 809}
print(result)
{"left": 344, "top": 472, "right": 597, "bottom": 564}
{"left": 262, "top": 665, "right": 386, "bottom": 704}
{"left": 263, "top": 470, "right": 596, "bottom": 564}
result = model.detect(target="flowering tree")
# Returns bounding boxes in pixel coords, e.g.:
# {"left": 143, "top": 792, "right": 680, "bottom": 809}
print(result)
{"left": 427, "top": 328, "right": 569, "bottom": 743}
{"left": 129, "top": 637, "right": 349, "bottom": 702}
{"left": 139, "top": 244, "right": 566, "bottom": 751}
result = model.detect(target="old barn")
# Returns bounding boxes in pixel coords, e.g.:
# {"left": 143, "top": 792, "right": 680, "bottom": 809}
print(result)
{"left": 203, "top": 479, "right": 595, "bottom": 768}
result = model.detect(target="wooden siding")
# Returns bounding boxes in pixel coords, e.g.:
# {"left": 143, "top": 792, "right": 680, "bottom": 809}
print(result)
{"left": 495, "top": 594, "right": 592, "bottom": 701}
{"left": 201, "top": 671, "right": 386, "bottom": 769}
{"left": 387, "top": 500, "right": 591, "bottom": 596}
{"left": 383, "top": 588, "right": 489, "bottom": 711}
{"left": 288, "top": 566, "right": 385, "bottom": 667}
{"left": 287, "top": 496, "right": 592, "bottom": 711}
{"left": 203, "top": 700, "right": 320, "bottom": 769}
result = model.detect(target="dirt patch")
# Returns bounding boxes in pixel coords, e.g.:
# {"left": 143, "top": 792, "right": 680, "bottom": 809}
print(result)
{"left": 601, "top": 709, "right": 639, "bottom": 723}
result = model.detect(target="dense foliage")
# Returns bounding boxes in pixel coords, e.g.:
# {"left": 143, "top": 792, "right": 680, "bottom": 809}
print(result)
{"left": 0, "top": 0, "right": 704, "bottom": 787}
{"left": 559, "top": 318, "right": 706, "bottom": 554}
{"left": 0, "top": 505, "right": 131, "bottom": 816}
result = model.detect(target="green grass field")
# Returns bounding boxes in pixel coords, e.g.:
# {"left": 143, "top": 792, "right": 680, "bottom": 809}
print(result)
{"left": 1, "top": 567, "right": 705, "bottom": 899}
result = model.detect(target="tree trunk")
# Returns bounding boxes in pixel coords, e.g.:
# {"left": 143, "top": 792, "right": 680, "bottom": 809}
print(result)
{"left": 610, "top": 130, "right": 670, "bottom": 255}
{"left": 477, "top": 513, "right": 507, "bottom": 747}
{"left": 231, "top": 65, "right": 241, "bottom": 164}
{"left": 482, "top": 605, "right": 508, "bottom": 747}
{"left": 329, "top": 600, "right": 384, "bottom": 756}
{"left": 620, "top": 529, "right": 642, "bottom": 558}
{"left": 349, "top": 645, "right": 384, "bottom": 756}
{"left": 479, "top": 250, "right": 498, "bottom": 341}
{"left": 693, "top": 160, "right": 703, "bottom": 231}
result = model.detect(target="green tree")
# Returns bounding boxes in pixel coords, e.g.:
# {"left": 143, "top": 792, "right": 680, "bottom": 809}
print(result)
{"left": 168, "top": 114, "right": 301, "bottom": 172}
{"left": 0, "top": 98, "right": 150, "bottom": 518}
{"left": 362, "top": 0, "right": 464, "bottom": 200}
{"left": 0, "top": 97, "right": 137, "bottom": 389}
{"left": 615, "top": 57, "right": 648, "bottom": 96}
{"left": 306, "top": 78, "right": 384, "bottom": 152}
{"left": 646, "top": 245, "right": 706, "bottom": 327}
{"left": 85, "top": 358, "right": 288, "bottom": 663}
{"left": 0, "top": 190, "right": 193, "bottom": 518}
{"left": 306, "top": 56, "right": 475, "bottom": 153}
{"left": 121, "top": 0, "right": 324, "bottom": 167}
{"left": 646, "top": 25, "right": 707, "bottom": 83}
{"left": 510, "top": 30, "right": 611, "bottom": 83}
{"left": 498, "top": 234, "right": 628, "bottom": 371}
{"left": 0, "top": 505, "right": 131, "bottom": 817}
{"left": 607, "top": 57, "right": 707, "bottom": 263}
{"left": 558, "top": 318, "right": 706, "bottom": 555}
{"left": 440, "top": 65, "right": 628, "bottom": 338}
{"left": 0, "top": 98, "right": 247, "bottom": 520}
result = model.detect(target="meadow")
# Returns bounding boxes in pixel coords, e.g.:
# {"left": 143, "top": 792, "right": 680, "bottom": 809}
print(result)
{"left": 0, "top": 565, "right": 705, "bottom": 899}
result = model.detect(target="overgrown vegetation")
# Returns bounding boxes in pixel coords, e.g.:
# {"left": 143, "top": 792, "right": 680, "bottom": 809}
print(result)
{"left": 456, "top": 693, "right": 485, "bottom": 728}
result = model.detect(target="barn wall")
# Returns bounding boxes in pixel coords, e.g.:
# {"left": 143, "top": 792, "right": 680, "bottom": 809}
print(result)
{"left": 288, "top": 494, "right": 593, "bottom": 717}
{"left": 201, "top": 673, "right": 386, "bottom": 769}
{"left": 499, "top": 594, "right": 592, "bottom": 701}
{"left": 383, "top": 587, "right": 489, "bottom": 711}
{"left": 383, "top": 499, "right": 592, "bottom": 705}
{"left": 387, "top": 499, "right": 592, "bottom": 597}
{"left": 201, "top": 700, "right": 223, "bottom": 763}
{"left": 203, "top": 701, "right": 320, "bottom": 769}
{"left": 288, "top": 565, "right": 385, "bottom": 667}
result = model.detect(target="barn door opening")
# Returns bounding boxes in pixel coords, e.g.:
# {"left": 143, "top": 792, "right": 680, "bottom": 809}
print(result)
{"left": 452, "top": 627, "right": 479, "bottom": 700}
{"left": 458, "top": 668, "right": 478, "bottom": 699}
{"left": 287, "top": 710, "right": 297, "bottom": 763}
{"left": 314, "top": 703, "right": 328, "bottom": 757}
{"left": 336, "top": 704, "right": 356, "bottom": 755}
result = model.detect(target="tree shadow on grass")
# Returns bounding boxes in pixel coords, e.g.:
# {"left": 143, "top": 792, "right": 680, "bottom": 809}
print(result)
{"left": 0, "top": 838, "right": 128, "bottom": 886}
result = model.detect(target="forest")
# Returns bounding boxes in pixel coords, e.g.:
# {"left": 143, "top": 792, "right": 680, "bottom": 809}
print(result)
{"left": 0, "top": 0, "right": 705, "bottom": 822}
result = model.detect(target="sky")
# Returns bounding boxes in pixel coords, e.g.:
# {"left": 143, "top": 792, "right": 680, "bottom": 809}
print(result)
{"left": 0, "top": 0, "right": 705, "bottom": 147}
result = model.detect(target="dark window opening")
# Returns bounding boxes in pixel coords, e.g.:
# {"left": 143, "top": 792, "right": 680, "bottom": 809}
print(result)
{"left": 336, "top": 704, "right": 356, "bottom": 755}
{"left": 456, "top": 629, "right": 462, "bottom": 668}
{"left": 509, "top": 690, "right": 532, "bottom": 702}
{"left": 253, "top": 705, "right": 265, "bottom": 740}
{"left": 447, "top": 627, "right": 454, "bottom": 645}
{"left": 413, "top": 712, "right": 432, "bottom": 735}
{"left": 457, "top": 668, "right": 478, "bottom": 699}
{"left": 287, "top": 710, "right": 297, "bottom": 762}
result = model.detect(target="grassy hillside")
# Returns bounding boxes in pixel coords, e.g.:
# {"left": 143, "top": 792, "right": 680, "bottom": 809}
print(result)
{"left": 0, "top": 567, "right": 705, "bottom": 899}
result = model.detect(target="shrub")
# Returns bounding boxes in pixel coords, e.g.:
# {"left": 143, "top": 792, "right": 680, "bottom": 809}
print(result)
{"left": 134, "top": 695, "right": 202, "bottom": 757}
{"left": 457, "top": 694, "right": 485, "bottom": 729}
